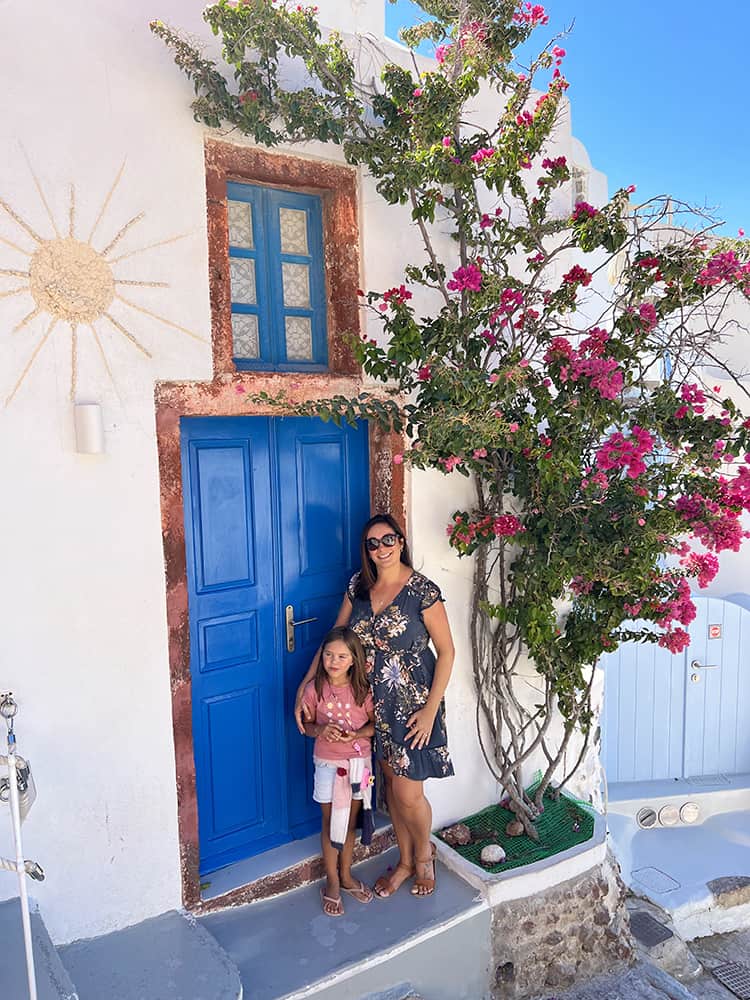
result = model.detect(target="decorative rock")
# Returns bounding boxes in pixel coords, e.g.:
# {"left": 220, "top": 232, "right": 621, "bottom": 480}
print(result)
{"left": 480, "top": 844, "right": 506, "bottom": 865}
{"left": 440, "top": 822, "right": 472, "bottom": 846}
{"left": 505, "top": 819, "right": 525, "bottom": 837}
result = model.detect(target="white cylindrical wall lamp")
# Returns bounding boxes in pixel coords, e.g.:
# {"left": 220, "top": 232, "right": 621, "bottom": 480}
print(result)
{"left": 74, "top": 403, "right": 105, "bottom": 454}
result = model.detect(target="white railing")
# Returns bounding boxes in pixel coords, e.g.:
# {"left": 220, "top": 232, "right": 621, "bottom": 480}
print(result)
{"left": 0, "top": 693, "right": 44, "bottom": 1000}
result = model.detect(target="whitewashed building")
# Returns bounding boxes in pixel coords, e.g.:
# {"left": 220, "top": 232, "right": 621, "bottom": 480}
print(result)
{"left": 1, "top": 1, "right": 747, "bottom": 981}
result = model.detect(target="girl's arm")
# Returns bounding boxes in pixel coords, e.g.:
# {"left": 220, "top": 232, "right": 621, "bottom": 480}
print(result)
{"left": 293, "top": 595, "right": 353, "bottom": 734}
{"left": 405, "top": 600, "right": 455, "bottom": 750}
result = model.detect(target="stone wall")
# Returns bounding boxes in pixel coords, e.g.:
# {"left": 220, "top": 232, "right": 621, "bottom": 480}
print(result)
{"left": 490, "top": 850, "right": 634, "bottom": 999}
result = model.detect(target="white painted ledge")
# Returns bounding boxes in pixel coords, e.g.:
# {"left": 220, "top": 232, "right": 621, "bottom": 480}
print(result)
{"left": 432, "top": 811, "right": 607, "bottom": 907}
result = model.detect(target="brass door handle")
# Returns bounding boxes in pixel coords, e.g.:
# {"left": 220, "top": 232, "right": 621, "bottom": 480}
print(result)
{"left": 285, "top": 605, "right": 318, "bottom": 653}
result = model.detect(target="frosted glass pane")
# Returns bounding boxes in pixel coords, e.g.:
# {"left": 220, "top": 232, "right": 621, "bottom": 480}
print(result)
{"left": 232, "top": 314, "right": 259, "bottom": 358}
{"left": 285, "top": 316, "right": 313, "bottom": 361}
{"left": 279, "top": 208, "right": 308, "bottom": 254}
{"left": 282, "top": 262, "right": 311, "bottom": 308}
{"left": 228, "top": 200, "right": 254, "bottom": 249}
{"left": 230, "top": 258, "right": 256, "bottom": 304}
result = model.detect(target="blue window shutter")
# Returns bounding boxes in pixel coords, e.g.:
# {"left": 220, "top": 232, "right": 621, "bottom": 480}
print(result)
{"left": 227, "top": 182, "right": 328, "bottom": 371}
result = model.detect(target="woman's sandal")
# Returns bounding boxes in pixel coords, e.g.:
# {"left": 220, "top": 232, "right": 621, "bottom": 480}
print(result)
{"left": 373, "top": 862, "right": 414, "bottom": 899}
{"left": 411, "top": 843, "right": 438, "bottom": 897}
{"left": 340, "top": 879, "right": 373, "bottom": 904}
{"left": 320, "top": 888, "right": 344, "bottom": 916}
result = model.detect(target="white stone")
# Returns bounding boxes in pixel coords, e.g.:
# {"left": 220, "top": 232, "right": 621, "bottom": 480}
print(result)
{"left": 480, "top": 844, "right": 506, "bottom": 865}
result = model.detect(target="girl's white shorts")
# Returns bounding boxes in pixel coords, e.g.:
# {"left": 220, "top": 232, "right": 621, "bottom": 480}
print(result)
{"left": 313, "top": 757, "right": 373, "bottom": 804}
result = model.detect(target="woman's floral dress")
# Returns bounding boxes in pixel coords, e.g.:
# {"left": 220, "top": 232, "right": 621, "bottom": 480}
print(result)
{"left": 347, "top": 570, "right": 454, "bottom": 781}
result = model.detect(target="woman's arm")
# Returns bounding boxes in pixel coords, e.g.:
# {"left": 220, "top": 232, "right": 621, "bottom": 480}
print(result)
{"left": 405, "top": 600, "right": 455, "bottom": 750}
{"left": 293, "top": 594, "right": 353, "bottom": 734}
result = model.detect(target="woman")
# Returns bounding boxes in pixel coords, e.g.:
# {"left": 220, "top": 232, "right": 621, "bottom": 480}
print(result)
{"left": 295, "top": 514, "right": 455, "bottom": 897}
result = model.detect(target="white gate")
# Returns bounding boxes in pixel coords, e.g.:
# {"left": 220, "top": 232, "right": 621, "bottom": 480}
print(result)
{"left": 600, "top": 596, "right": 750, "bottom": 783}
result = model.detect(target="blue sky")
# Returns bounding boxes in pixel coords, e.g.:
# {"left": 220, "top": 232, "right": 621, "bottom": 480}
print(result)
{"left": 386, "top": 1, "right": 748, "bottom": 235}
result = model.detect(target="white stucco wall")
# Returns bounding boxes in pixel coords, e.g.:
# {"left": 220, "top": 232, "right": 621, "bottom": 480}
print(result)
{"left": 2, "top": 0, "right": 723, "bottom": 945}
{"left": 0, "top": 0, "right": 214, "bottom": 943}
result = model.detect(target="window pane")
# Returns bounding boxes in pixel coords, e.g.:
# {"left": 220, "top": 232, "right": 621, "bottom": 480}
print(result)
{"left": 282, "top": 262, "right": 311, "bottom": 308}
{"left": 228, "top": 200, "right": 254, "bottom": 249}
{"left": 285, "top": 316, "right": 313, "bottom": 361}
{"left": 279, "top": 208, "right": 309, "bottom": 254}
{"left": 230, "top": 258, "right": 256, "bottom": 304}
{"left": 232, "top": 313, "right": 259, "bottom": 358}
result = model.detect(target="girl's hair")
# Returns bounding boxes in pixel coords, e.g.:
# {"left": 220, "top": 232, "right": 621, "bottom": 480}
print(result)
{"left": 314, "top": 626, "right": 370, "bottom": 706}
{"left": 355, "top": 513, "right": 412, "bottom": 599}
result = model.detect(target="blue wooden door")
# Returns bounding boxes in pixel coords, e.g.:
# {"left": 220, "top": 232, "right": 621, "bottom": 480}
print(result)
{"left": 181, "top": 416, "right": 370, "bottom": 873}
{"left": 277, "top": 418, "right": 371, "bottom": 836}
{"left": 683, "top": 598, "right": 750, "bottom": 777}
{"left": 601, "top": 597, "right": 750, "bottom": 783}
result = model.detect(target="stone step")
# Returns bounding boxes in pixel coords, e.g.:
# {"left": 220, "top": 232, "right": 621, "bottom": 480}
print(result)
{"left": 0, "top": 897, "right": 78, "bottom": 1000}
{"left": 199, "top": 815, "right": 394, "bottom": 912}
{"left": 57, "top": 909, "right": 241, "bottom": 1000}
{"left": 199, "top": 846, "right": 491, "bottom": 1000}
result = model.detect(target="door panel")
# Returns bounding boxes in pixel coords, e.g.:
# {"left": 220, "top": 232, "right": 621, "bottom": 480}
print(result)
{"left": 181, "top": 415, "right": 370, "bottom": 871}
{"left": 600, "top": 635, "right": 685, "bottom": 783}
{"left": 276, "top": 417, "right": 371, "bottom": 836}
{"left": 182, "top": 418, "right": 283, "bottom": 873}
{"left": 684, "top": 597, "right": 750, "bottom": 777}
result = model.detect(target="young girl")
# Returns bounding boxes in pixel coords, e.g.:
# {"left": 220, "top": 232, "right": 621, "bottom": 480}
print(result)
{"left": 302, "top": 626, "right": 375, "bottom": 916}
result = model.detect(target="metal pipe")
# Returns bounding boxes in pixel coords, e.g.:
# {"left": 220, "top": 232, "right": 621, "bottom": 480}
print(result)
{"left": 2, "top": 696, "right": 38, "bottom": 1000}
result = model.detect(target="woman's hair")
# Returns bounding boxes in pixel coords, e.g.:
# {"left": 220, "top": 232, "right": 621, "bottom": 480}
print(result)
{"left": 355, "top": 513, "right": 412, "bottom": 598}
{"left": 314, "top": 626, "right": 370, "bottom": 706}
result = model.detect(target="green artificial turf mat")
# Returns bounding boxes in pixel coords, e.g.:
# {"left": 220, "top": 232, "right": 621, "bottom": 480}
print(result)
{"left": 439, "top": 782, "right": 595, "bottom": 874}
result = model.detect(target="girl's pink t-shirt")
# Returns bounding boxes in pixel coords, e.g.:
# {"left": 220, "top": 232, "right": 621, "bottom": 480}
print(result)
{"left": 302, "top": 680, "right": 374, "bottom": 761}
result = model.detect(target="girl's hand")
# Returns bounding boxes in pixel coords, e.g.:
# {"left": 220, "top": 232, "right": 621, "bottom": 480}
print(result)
{"left": 405, "top": 707, "right": 437, "bottom": 750}
{"left": 294, "top": 696, "right": 313, "bottom": 735}
{"left": 319, "top": 723, "right": 346, "bottom": 742}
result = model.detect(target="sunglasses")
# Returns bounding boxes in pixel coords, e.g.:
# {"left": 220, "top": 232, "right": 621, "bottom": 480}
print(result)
{"left": 365, "top": 533, "right": 401, "bottom": 552}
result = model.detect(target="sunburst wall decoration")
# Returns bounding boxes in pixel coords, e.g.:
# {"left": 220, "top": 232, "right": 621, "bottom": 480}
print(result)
{"left": 0, "top": 156, "right": 206, "bottom": 405}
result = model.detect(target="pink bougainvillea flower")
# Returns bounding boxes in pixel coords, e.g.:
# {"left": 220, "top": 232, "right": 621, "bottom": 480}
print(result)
{"left": 562, "top": 265, "right": 592, "bottom": 287}
{"left": 473, "top": 448, "right": 488, "bottom": 459}
{"left": 392, "top": 453, "right": 404, "bottom": 465}
{"left": 508, "top": 422, "right": 520, "bottom": 432}
{"left": 442, "top": 136, "right": 452, "bottom": 147}
{"left": 658, "top": 628, "right": 691, "bottom": 654}
{"left": 413, "top": 88, "right": 423, "bottom": 97}
{"left": 513, "top": 3, "right": 549, "bottom": 27}
{"left": 470, "top": 147, "right": 495, "bottom": 164}
{"left": 494, "top": 514, "right": 523, "bottom": 536}
{"left": 638, "top": 302, "right": 658, "bottom": 331}
{"left": 572, "top": 201, "right": 597, "bottom": 222}
{"left": 417, "top": 365, "right": 432, "bottom": 381}
{"left": 447, "top": 263, "right": 483, "bottom": 292}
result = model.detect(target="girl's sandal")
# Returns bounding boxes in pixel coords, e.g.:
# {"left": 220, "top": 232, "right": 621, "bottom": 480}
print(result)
{"left": 373, "top": 862, "right": 414, "bottom": 899}
{"left": 320, "top": 888, "right": 344, "bottom": 916}
{"left": 411, "top": 846, "right": 438, "bottom": 896}
{"left": 341, "top": 879, "right": 373, "bottom": 904}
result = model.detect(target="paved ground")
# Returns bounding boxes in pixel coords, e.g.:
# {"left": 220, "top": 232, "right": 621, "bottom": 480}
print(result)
{"left": 538, "top": 927, "right": 750, "bottom": 999}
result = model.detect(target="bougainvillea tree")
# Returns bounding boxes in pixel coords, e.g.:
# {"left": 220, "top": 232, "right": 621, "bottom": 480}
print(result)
{"left": 153, "top": 0, "right": 750, "bottom": 835}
